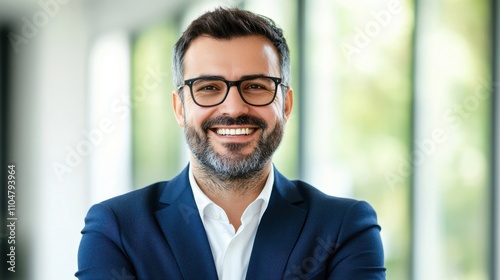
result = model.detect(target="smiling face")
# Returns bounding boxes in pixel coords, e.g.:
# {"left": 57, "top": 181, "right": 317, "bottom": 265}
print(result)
{"left": 173, "top": 35, "right": 293, "bottom": 180}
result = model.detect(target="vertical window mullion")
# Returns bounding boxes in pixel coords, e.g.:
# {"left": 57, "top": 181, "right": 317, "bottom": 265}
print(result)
{"left": 491, "top": 0, "right": 499, "bottom": 278}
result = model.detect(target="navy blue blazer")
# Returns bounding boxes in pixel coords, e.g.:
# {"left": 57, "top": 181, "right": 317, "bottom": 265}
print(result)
{"left": 76, "top": 166, "right": 386, "bottom": 279}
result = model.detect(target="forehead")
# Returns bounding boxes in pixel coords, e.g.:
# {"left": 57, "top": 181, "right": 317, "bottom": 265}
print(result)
{"left": 183, "top": 35, "right": 280, "bottom": 79}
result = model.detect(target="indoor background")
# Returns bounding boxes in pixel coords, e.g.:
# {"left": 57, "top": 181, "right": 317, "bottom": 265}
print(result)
{"left": 0, "top": 0, "right": 498, "bottom": 279}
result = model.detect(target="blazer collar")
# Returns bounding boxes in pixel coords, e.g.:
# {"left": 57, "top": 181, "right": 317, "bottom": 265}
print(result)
{"left": 246, "top": 168, "right": 308, "bottom": 279}
{"left": 154, "top": 166, "right": 218, "bottom": 280}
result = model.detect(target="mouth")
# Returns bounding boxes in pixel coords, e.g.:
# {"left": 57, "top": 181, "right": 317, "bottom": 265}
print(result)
{"left": 202, "top": 115, "right": 267, "bottom": 141}
{"left": 211, "top": 127, "right": 256, "bottom": 136}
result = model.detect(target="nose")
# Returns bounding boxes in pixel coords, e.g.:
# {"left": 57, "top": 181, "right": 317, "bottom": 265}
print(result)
{"left": 218, "top": 85, "right": 249, "bottom": 116}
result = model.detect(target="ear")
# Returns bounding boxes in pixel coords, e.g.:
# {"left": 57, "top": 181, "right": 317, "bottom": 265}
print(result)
{"left": 283, "top": 86, "right": 294, "bottom": 122}
{"left": 172, "top": 90, "right": 185, "bottom": 127}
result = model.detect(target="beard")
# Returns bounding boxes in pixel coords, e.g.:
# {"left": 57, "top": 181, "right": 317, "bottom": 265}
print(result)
{"left": 184, "top": 114, "right": 285, "bottom": 181}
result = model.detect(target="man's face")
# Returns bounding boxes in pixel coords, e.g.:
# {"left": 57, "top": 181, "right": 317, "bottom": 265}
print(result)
{"left": 173, "top": 35, "right": 293, "bottom": 180}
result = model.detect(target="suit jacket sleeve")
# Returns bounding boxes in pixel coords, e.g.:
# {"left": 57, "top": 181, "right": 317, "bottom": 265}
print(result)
{"left": 327, "top": 200, "right": 385, "bottom": 279}
{"left": 76, "top": 203, "right": 137, "bottom": 279}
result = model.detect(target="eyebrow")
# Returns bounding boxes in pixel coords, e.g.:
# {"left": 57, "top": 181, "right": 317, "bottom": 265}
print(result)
{"left": 187, "top": 74, "right": 272, "bottom": 80}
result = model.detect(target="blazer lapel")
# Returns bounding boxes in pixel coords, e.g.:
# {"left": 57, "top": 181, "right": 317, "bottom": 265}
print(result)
{"left": 246, "top": 169, "right": 307, "bottom": 279}
{"left": 154, "top": 167, "right": 218, "bottom": 280}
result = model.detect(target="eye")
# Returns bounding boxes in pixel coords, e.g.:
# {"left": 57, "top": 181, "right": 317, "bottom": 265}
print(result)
{"left": 200, "top": 85, "right": 218, "bottom": 91}
{"left": 247, "top": 83, "right": 264, "bottom": 90}
{"left": 242, "top": 78, "right": 274, "bottom": 92}
{"left": 192, "top": 79, "right": 225, "bottom": 93}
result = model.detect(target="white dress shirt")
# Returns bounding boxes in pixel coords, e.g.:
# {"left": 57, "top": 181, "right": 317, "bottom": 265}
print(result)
{"left": 189, "top": 166, "right": 274, "bottom": 280}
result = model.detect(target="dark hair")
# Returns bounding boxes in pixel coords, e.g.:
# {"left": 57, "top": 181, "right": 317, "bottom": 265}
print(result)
{"left": 172, "top": 7, "right": 291, "bottom": 95}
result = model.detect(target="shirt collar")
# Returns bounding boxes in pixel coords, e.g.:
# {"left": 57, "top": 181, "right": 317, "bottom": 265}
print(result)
{"left": 189, "top": 165, "right": 274, "bottom": 222}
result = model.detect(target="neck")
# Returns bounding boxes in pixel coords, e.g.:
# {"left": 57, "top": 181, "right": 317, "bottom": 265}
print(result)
{"left": 191, "top": 157, "right": 272, "bottom": 230}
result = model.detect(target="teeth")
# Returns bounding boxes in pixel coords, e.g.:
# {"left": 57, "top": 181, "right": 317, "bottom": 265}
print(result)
{"left": 216, "top": 128, "right": 255, "bottom": 136}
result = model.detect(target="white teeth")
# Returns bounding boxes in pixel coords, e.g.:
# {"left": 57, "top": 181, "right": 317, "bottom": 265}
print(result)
{"left": 216, "top": 128, "right": 255, "bottom": 136}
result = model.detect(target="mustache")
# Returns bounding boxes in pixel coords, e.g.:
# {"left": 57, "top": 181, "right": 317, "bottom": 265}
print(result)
{"left": 202, "top": 114, "right": 268, "bottom": 131}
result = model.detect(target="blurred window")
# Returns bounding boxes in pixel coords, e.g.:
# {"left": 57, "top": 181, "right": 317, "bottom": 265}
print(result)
{"left": 88, "top": 31, "right": 133, "bottom": 203}
{"left": 130, "top": 0, "right": 493, "bottom": 279}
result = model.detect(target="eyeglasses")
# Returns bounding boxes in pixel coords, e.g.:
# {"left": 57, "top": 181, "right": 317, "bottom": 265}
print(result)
{"left": 178, "top": 75, "right": 285, "bottom": 107}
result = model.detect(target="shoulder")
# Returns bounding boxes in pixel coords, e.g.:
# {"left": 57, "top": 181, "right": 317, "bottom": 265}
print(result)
{"left": 82, "top": 182, "right": 168, "bottom": 232}
{"left": 273, "top": 168, "right": 379, "bottom": 221}
{"left": 273, "top": 168, "right": 363, "bottom": 205}
{"left": 94, "top": 166, "right": 190, "bottom": 214}
{"left": 283, "top": 181, "right": 386, "bottom": 278}
{"left": 99, "top": 181, "right": 167, "bottom": 211}
{"left": 287, "top": 179, "right": 380, "bottom": 228}
{"left": 292, "top": 179, "right": 373, "bottom": 209}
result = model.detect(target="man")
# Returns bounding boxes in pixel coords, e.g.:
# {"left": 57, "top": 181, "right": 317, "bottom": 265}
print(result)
{"left": 76, "top": 7, "right": 385, "bottom": 280}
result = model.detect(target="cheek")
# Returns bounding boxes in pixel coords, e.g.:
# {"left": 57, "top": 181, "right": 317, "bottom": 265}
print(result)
{"left": 257, "top": 109, "right": 283, "bottom": 129}
{"left": 268, "top": 101, "right": 286, "bottom": 120}
{"left": 184, "top": 106, "right": 213, "bottom": 127}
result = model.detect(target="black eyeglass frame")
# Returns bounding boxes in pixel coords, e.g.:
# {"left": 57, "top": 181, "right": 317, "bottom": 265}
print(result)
{"left": 177, "top": 75, "right": 287, "bottom": 107}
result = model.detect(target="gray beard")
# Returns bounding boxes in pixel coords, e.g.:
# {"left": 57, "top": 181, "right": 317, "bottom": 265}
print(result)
{"left": 184, "top": 114, "right": 284, "bottom": 182}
